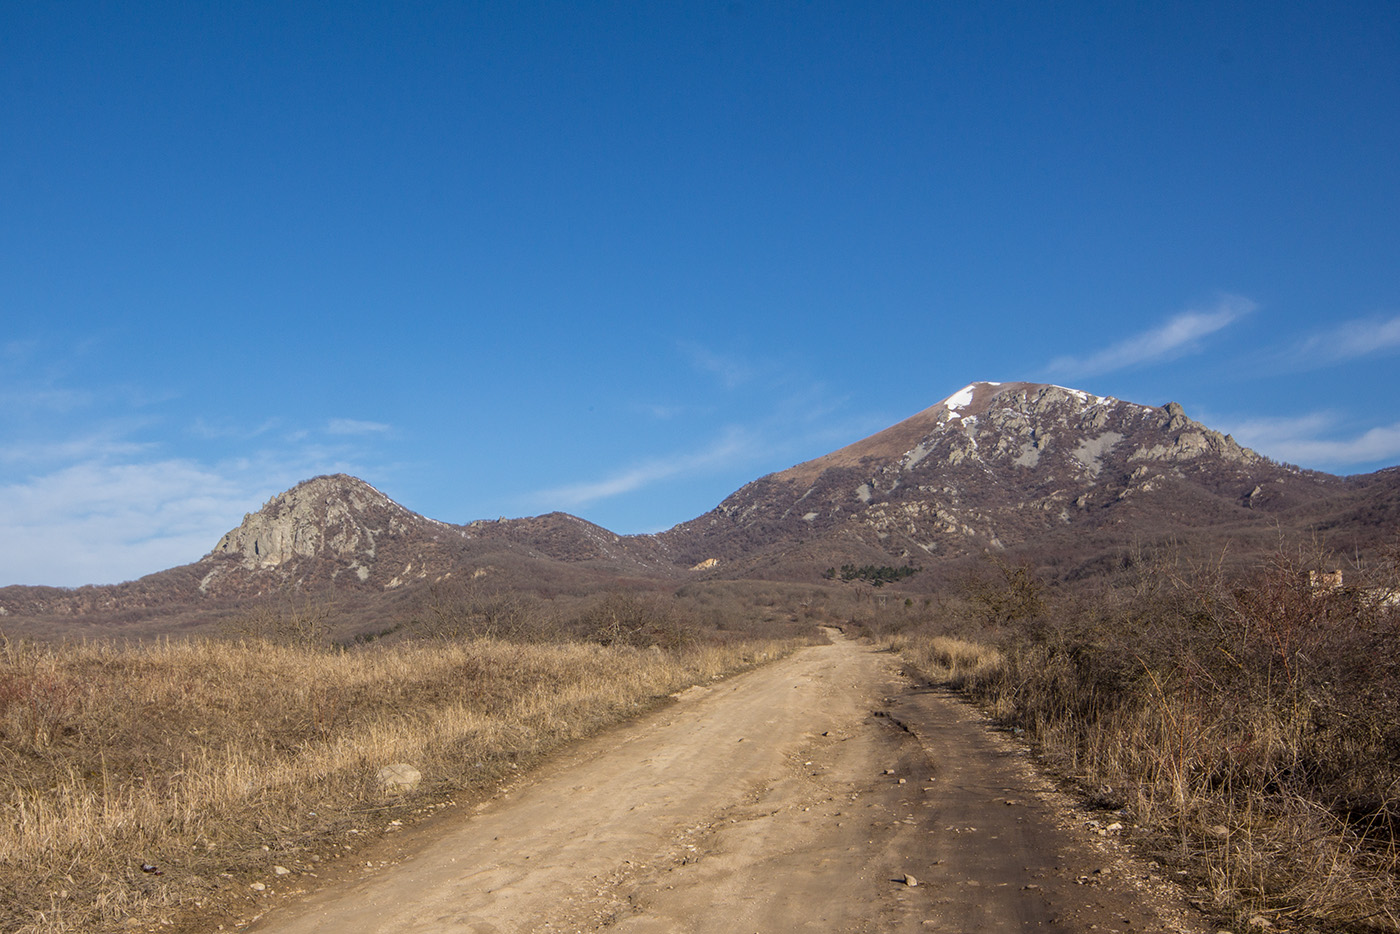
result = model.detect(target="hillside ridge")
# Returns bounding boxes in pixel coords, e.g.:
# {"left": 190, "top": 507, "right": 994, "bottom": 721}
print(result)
{"left": 3, "top": 380, "right": 1396, "bottom": 625}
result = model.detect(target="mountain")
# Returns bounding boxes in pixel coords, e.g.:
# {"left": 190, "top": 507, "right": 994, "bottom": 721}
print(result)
{"left": 660, "top": 382, "right": 1385, "bottom": 579}
{"left": 3, "top": 381, "right": 1397, "bottom": 628}
{"left": 0, "top": 475, "right": 665, "bottom": 623}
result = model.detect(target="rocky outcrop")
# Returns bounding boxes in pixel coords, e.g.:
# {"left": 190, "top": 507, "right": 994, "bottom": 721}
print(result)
{"left": 377, "top": 763, "right": 422, "bottom": 795}
{"left": 211, "top": 475, "right": 413, "bottom": 573}
{"left": 0, "top": 474, "right": 674, "bottom": 619}
{"left": 1128, "top": 401, "right": 1259, "bottom": 464}
{"left": 187, "top": 474, "right": 519, "bottom": 599}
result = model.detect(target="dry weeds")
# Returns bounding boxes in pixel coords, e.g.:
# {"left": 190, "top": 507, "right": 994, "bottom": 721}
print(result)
{"left": 881, "top": 549, "right": 1400, "bottom": 932}
{"left": 0, "top": 632, "right": 794, "bottom": 933}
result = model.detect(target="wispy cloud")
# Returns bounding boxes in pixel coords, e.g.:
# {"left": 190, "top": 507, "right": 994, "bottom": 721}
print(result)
{"left": 681, "top": 342, "right": 755, "bottom": 389}
{"left": 1219, "top": 411, "right": 1400, "bottom": 471}
{"left": 0, "top": 404, "right": 391, "bottom": 586}
{"left": 0, "top": 387, "right": 94, "bottom": 414}
{"left": 0, "top": 441, "right": 381, "bottom": 587}
{"left": 534, "top": 428, "right": 757, "bottom": 508}
{"left": 326, "top": 418, "right": 392, "bottom": 436}
{"left": 533, "top": 342, "right": 898, "bottom": 517}
{"left": 0, "top": 427, "right": 156, "bottom": 465}
{"left": 1047, "top": 295, "right": 1255, "bottom": 377}
{"left": 190, "top": 416, "right": 283, "bottom": 440}
{"left": 633, "top": 403, "right": 686, "bottom": 420}
{"left": 1287, "top": 313, "right": 1400, "bottom": 367}
{"left": 0, "top": 336, "right": 404, "bottom": 585}
{"left": 2, "top": 339, "right": 41, "bottom": 361}
{"left": 0, "top": 460, "right": 254, "bottom": 586}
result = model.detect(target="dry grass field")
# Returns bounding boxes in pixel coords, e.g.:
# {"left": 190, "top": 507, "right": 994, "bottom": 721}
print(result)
{"left": 0, "top": 625, "right": 799, "bottom": 933}
{"left": 873, "top": 549, "right": 1400, "bottom": 933}
{"left": 13, "top": 547, "right": 1400, "bottom": 933}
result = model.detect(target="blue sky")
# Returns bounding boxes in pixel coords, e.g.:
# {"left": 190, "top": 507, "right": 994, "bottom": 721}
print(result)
{"left": 2, "top": 2, "right": 1398, "bottom": 587}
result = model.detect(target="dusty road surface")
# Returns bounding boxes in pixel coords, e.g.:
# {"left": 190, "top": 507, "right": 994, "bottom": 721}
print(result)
{"left": 246, "top": 632, "right": 1205, "bottom": 933}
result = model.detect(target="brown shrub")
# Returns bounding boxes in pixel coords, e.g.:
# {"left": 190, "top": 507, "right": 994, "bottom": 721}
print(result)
{"left": 884, "top": 544, "right": 1400, "bottom": 932}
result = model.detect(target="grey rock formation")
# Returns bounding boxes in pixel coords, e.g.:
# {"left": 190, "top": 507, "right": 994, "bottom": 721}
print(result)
{"left": 212, "top": 475, "right": 412, "bottom": 571}
{"left": 377, "top": 762, "right": 423, "bottom": 795}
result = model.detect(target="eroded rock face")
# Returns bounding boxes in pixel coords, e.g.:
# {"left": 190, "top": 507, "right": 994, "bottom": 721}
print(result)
{"left": 212, "top": 475, "right": 410, "bottom": 570}
{"left": 1130, "top": 402, "right": 1258, "bottom": 464}
{"left": 192, "top": 477, "right": 667, "bottom": 601}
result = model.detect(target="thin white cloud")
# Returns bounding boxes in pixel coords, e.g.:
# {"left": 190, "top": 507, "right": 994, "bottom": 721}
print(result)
{"left": 535, "top": 428, "right": 756, "bottom": 508}
{"left": 681, "top": 342, "right": 755, "bottom": 389}
{"left": 1268, "top": 425, "right": 1400, "bottom": 469}
{"left": 0, "top": 407, "right": 390, "bottom": 586}
{"left": 535, "top": 363, "right": 888, "bottom": 514}
{"left": 634, "top": 403, "right": 686, "bottom": 420}
{"left": 1221, "top": 412, "right": 1400, "bottom": 470}
{"left": 1048, "top": 295, "right": 1255, "bottom": 377}
{"left": 0, "top": 337, "right": 404, "bottom": 585}
{"left": 1290, "top": 313, "right": 1400, "bottom": 365}
{"left": 0, "top": 460, "right": 253, "bottom": 586}
{"left": 0, "top": 444, "right": 382, "bottom": 587}
{"left": 190, "top": 416, "right": 283, "bottom": 440}
{"left": 1219, "top": 413, "right": 1333, "bottom": 449}
{"left": 2, "top": 339, "right": 41, "bottom": 360}
{"left": 0, "top": 387, "right": 94, "bottom": 414}
{"left": 326, "top": 418, "right": 392, "bottom": 435}
{"left": 0, "top": 431, "right": 155, "bottom": 465}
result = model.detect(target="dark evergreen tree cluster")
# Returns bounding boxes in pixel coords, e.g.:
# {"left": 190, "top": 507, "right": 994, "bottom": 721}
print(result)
{"left": 821, "top": 563, "right": 920, "bottom": 586}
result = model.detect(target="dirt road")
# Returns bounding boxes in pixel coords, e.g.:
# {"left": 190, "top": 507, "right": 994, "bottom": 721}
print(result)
{"left": 246, "top": 632, "right": 1205, "bottom": 933}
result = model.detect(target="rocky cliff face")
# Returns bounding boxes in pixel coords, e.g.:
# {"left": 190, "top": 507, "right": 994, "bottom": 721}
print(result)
{"left": 194, "top": 474, "right": 458, "bottom": 597}
{"left": 194, "top": 476, "right": 665, "bottom": 600}
{"left": 211, "top": 475, "right": 417, "bottom": 573}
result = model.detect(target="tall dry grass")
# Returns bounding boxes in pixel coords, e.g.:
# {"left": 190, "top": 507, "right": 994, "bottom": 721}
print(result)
{"left": 880, "top": 549, "right": 1400, "bottom": 932}
{"left": 0, "top": 632, "right": 793, "bottom": 933}
{"left": 880, "top": 632, "right": 1004, "bottom": 691}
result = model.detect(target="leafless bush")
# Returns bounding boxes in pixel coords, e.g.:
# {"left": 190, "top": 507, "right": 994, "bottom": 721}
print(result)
{"left": 577, "top": 592, "right": 694, "bottom": 649}
{"left": 224, "top": 591, "right": 336, "bottom": 646}
{"left": 415, "top": 576, "right": 537, "bottom": 641}
{"left": 884, "top": 543, "right": 1400, "bottom": 931}
{"left": 963, "top": 553, "right": 1047, "bottom": 628}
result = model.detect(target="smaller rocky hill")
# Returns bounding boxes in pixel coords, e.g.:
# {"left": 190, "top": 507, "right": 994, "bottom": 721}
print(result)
{"left": 0, "top": 475, "right": 667, "bottom": 623}
{"left": 191, "top": 475, "right": 672, "bottom": 601}
{"left": 199, "top": 475, "right": 445, "bottom": 593}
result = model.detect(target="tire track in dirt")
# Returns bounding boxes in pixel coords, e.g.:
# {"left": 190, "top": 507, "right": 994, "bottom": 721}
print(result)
{"left": 244, "top": 632, "right": 1207, "bottom": 933}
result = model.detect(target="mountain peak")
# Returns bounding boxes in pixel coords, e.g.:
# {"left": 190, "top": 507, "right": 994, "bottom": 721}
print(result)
{"left": 936, "top": 381, "right": 1121, "bottom": 420}
{"left": 661, "top": 380, "right": 1283, "bottom": 573}
{"left": 775, "top": 382, "right": 1117, "bottom": 486}
{"left": 205, "top": 474, "right": 428, "bottom": 578}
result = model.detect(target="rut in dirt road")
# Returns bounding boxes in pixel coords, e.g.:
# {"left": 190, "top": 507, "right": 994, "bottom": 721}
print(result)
{"left": 244, "top": 632, "right": 1203, "bottom": 934}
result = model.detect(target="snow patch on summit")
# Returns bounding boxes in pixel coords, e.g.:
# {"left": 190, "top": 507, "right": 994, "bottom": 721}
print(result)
{"left": 943, "top": 385, "right": 976, "bottom": 412}
{"left": 1046, "top": 384, "right": 1113, "bottom": 409}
